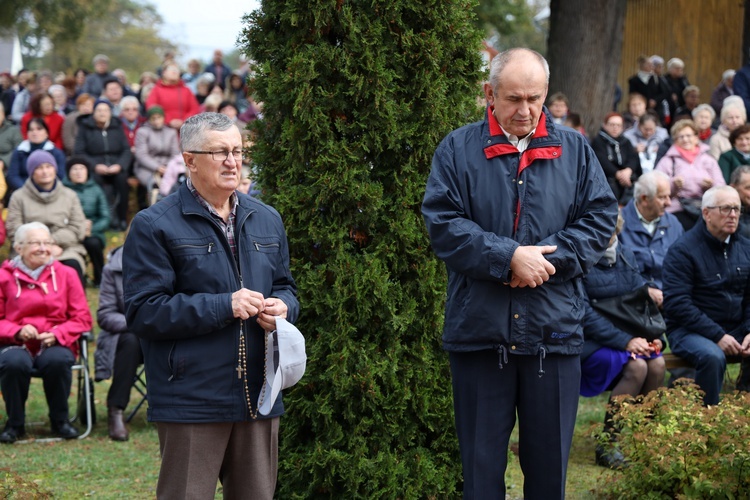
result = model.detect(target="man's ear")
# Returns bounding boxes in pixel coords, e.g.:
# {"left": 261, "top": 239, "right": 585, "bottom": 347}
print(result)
{"left": 483, "top": 82, "right": 494, "bottom": 106}
{"left": 183, "top": 152, "right": 197, "bottom": 172}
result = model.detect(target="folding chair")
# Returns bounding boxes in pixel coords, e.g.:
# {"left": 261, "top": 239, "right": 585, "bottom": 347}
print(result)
{"left": 17, "top": 332, "right": 94, "bottom": 444}
{"left": 125, "top": 365, "right": 147, "bottom": 423}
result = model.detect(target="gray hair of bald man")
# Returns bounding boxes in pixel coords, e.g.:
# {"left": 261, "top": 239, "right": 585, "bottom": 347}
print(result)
{"left": 180, "top": 112, "right": 237, "bottom": 152}
{"left": 702, "top": 185, "right": 740, "bottom": 210}
{"left": 634, "top": 170, "right": 670, "bottom": 201}
{"left": 488, "top": 48, "right": 550, "bottom": 94}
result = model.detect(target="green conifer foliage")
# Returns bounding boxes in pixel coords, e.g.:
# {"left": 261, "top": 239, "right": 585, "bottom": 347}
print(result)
{"left": 241, "top": 1, "right": 483, "bottom": 496}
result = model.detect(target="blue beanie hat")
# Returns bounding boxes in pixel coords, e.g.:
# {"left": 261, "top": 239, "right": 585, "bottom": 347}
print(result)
{"left": 26, "top": 150, "right": 57, "bottom": 177}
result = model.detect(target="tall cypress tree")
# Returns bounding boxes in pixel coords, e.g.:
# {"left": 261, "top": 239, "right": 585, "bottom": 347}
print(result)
{"left": 241, "top": 1, "right": 483, "bottom": 496}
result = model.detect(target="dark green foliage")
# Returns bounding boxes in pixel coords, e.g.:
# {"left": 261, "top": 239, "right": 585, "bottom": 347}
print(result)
{"left": 595, "top": 380, "right": 750, "bottom": 498}
{"left": 241, "top": 1, "right": 484, "bottom": 496}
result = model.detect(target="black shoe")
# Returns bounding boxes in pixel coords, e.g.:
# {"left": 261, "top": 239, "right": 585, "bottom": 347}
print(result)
{"left": 0, "top": 424, "right": 26, "bottom": 444}
{"left": 595, "top": 444, "right": 627, "bottom": 469}
{"left": 51, "top": 420, "right": 79, "bottom": 439}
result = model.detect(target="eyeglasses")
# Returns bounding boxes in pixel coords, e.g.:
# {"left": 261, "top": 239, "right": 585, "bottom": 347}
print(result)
{"left": 188, "top": 150, "right": 243, "bottom": 162}
{"left": 707, "top": 205, "right": 743, "bottom": 215}
{"left": 24, "top": 240, "right": 55, "bottom": 248}
{"left": 675, "top": 133, "right": 696, "bottom": 141}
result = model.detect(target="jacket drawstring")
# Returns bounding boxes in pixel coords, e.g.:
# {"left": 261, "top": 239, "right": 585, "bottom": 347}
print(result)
{"left": 50, "top": 265, "right": 57, "bottom": 292}
{"left": 537, "top": 346, "right": 547, "bottom": 378}
{"left": 496, "top": 345, "right": 508, "bottom": 369}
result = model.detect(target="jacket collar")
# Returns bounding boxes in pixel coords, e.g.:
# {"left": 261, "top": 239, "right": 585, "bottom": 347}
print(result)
{"left": 483, "top": 106, "right": 561, "bottom": 160}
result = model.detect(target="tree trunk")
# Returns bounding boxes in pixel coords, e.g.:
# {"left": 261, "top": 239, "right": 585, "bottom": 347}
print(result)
{"left": 547, "top": 0, "right": 627, "bottom": 138}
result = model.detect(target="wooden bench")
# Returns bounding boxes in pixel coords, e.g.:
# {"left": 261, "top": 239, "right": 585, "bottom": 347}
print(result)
{"left": 663, "top": 353, "right": 692, "bottom": 370}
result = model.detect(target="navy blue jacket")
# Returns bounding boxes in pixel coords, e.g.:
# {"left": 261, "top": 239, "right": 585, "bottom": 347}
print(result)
{"left": 663, "top": 221, "right": 750, "bottom": 343}
{"left": 619, "top": 199, "right": 684, "bottom": 290}
{"left": 123, "top": 184, "right": 298, "bottom": 422}
{"left": 581, "top": 243, "right": 649, "bottom": 362}
{"left": 422, "top": 108, "right": 617, "bottom": 355}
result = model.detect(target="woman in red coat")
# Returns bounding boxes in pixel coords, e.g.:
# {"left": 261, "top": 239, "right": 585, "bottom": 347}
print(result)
{"left": 0, "top": 222, "right": 93, "bottom": 443}
{"left": 145, "top": 63, "right": 201, "bottom": 131}
{"left": 20, "top": 93, "right": 64, "bottom": 150}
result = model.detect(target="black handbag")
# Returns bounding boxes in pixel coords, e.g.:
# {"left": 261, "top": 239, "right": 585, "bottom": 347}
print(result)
{"left": 590, "top": 285, "right": 666, "bottom": 342}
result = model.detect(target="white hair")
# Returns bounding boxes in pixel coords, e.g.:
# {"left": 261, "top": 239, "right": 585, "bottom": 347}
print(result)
{"left": 634, "top": 171, "right": 670, "bottom": 200}
{"left": 702, "top": 185, "right": 739, "bottom": 209}
{"left": 692, "top": 103, "right": 716, "bottom": 122}
{"left": 721, "top": 96, "right": 747, "bottom": 122}
{"left": 667, "top": 58, "right": 684, "bottom": 71}
{"left": 13, "top": 222, "right": 51, "bottom": 252}
{"left": 723, "top": 69, "right": 736, "bottom": 82}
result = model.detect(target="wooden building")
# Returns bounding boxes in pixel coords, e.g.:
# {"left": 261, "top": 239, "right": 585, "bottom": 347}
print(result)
{"left": 617, "top": 0, "right": 746, "bottom": 115}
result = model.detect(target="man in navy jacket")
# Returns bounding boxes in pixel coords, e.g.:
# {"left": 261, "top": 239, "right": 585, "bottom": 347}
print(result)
{"left": 422, "top": 48, "right": 617, "bottom": 499}
{"left": 663, "top": 185, "right": 750, "bottom": 405}
{"left": 123, "top": 113, "right": 298, "bottom": 499}
{"left": 619, "top": 170, "right": 684, "bottom": 302}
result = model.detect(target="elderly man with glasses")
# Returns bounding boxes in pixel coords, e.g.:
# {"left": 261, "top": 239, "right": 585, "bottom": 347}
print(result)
{"left": 662, "top": 185, "right": 750, "bottom": 405}
{"left": 123, "top": 112, "right": 298, "bottom": 499}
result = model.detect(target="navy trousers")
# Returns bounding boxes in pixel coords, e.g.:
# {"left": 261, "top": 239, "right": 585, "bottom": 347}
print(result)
{"left": 449, "top": 350, "right": 580, "bottom": 500}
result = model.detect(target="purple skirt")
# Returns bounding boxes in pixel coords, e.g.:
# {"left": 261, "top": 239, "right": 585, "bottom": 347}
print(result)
{"left": 580, "top": 346, "right": 662, "bottom": 397}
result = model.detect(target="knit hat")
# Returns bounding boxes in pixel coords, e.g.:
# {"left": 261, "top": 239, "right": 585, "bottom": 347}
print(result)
{"left": 65, "top": 156, "right": 92, "bottom": 178}
{"left": 26, "top": 150, "right": 57, "bottom": 177}
{"left": 94, "top": 98, "right": 113, "bottom": 110}
{"left": 147, "top": 105, "right": 165, "bottom": 118}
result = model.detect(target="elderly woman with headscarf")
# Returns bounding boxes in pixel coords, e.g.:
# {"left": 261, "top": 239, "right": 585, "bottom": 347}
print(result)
{"left": 709, "top": 96, "right": 747, "bottom": 160}
{"left": 0, "top": 222, "right": 93, "bottom": 443}
{"left": 6, "top": 150, "right": 88, "bottom": 283}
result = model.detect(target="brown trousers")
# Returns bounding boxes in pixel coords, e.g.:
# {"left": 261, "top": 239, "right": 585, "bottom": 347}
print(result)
{"left": 156, "top": 419, "right": 279, "bottom": 500}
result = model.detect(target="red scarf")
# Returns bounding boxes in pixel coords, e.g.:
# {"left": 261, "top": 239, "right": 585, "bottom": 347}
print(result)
{"left": 699, "top": 128, "right": 712, "bottom": 142}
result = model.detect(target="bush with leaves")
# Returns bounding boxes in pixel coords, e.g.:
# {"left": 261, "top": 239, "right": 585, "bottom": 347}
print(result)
{"left": 595, "top": 379, "right": 750, "bottom": 499}
{"left": 241, "top": 0, "right": 484, "bottom": 497}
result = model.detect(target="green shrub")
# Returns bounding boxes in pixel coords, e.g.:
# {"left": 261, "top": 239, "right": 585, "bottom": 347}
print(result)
{"left": 595, "top": 379, "right": 750, "bottom": 499}
{"left": 240, "top": 0, "right": 484, "bottom": 497}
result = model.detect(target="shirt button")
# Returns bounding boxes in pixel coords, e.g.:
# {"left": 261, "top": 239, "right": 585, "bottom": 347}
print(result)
{"left": 511, "top": 345, "right": 517, "bottom": 350}
{"left": 514, "top": 314, "right": 519, "bottom": 319}
{"left": 518, "top": 180, "right": 523, "bottom": 185}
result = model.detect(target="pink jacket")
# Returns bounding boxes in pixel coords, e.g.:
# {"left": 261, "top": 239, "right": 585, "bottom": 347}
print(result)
{"left": 655, "top": 143, "right": 725, "bottom": 213}
{"left": 0, "top": 260, "right": 92, "bottom": 357}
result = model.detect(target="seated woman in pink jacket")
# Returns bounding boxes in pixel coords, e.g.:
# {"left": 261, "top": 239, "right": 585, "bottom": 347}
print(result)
{"left": 0, "top": 222, "right": 93, "bottom": 443}
{"left": 656, "top": 119, "right": 725, "bottom": 230}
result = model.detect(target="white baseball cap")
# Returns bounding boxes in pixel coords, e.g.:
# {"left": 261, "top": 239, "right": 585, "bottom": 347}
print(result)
{"left": 258, "top": 317, "right": 307, "bottom": 416}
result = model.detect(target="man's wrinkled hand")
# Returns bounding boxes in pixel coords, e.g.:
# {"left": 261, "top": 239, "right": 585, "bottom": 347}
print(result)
{"left": 509, "top": 245, "right": 557, "bottom": 288}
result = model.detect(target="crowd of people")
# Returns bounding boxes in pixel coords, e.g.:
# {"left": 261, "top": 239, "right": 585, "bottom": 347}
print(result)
{"left": 0, "top": 50, "right": 262, "bottom": 445}
{"left": 550, "top": 53, "right": 750, "bottom": 470}
{"left": 1, "top": 44, "right": 750, "bottom": 498}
